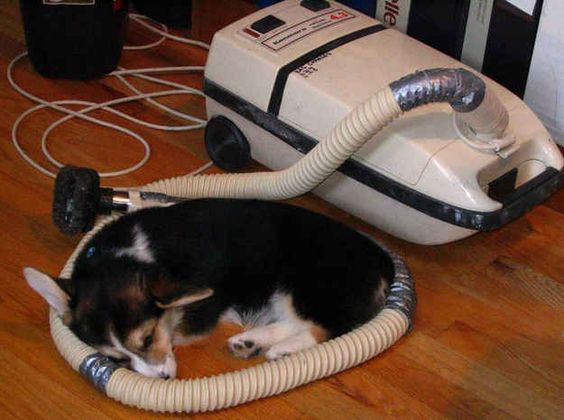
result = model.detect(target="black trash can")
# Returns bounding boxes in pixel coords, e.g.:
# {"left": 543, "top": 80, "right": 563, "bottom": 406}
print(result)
{"left": 20, "top": 0, "right": 130, "bottom": 80}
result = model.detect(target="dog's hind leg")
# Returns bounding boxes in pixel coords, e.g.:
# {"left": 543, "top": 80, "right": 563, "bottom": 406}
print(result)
{"left": 228, "top": 322, "right": 328, "bottom": 359}
{"left": 264, "top": 326, "right": 328, "bottom": 360}
{"left": 227, "top": 292, "right": 329, "bottom": 359}
{"left": 227, "top": 322, "right": 296, "bottom": 359}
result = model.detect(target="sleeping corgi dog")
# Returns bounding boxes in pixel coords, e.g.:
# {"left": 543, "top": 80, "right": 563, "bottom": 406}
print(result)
{"left": 24, "top": 199, "right": 393, "bottom": 379}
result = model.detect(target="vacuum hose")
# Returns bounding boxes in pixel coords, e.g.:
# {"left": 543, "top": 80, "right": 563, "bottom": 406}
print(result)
{"left": 142, "top": 68, "right": 506, "bottom": 199}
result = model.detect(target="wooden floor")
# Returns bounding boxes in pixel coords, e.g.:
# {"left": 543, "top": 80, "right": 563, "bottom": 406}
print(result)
{"left": 1, "top": 1, "right": 563, "bottom": 418}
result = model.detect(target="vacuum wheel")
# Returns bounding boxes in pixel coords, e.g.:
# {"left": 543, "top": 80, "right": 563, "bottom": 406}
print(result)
{"left": 204, "top": 115, "right": 251, "bottom": 171}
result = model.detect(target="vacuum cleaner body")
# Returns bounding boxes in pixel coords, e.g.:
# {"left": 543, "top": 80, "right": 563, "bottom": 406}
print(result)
{"left": 204, "top": 0, "right": 563, "bottom": 245}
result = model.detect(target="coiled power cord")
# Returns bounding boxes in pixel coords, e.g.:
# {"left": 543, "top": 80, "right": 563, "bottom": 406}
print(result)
{"left": 8, "top": 14, "right": 213, "bottom": 179}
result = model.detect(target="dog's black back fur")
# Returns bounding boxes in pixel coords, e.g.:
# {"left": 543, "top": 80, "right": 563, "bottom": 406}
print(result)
{"left": 72, "top": 199, "right": 394, "bottom": 341}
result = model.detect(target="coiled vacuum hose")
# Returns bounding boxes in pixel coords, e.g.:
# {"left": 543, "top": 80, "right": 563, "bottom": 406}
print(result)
{"left": 51, "top": 68, "right": 504, "bottom": 412}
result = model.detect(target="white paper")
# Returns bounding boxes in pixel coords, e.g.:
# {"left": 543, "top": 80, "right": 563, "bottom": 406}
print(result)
{"left": 506, "top": 0, "right": 537, "bottom": 16}
{"left": 524, "top": 0, "right": 564, "bottom": 145}
{"left": 460, "top": 0, "right": 495, "bottom": 71}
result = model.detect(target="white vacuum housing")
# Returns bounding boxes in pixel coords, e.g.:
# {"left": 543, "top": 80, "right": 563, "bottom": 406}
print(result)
{"left": 203, "top": 0, "right": 563, "bottom": 245}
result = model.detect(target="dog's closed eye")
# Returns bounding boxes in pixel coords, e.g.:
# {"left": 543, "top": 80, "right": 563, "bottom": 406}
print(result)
{"left": 142, "top": 333, "right": 153, "bottom": 350}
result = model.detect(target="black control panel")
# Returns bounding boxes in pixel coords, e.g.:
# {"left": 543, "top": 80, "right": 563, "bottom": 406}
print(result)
{"left": 251, "top": 14, "right": 286, "bottom": 34}
{"left": 300, "top": 0, "right": 331, "bottom": 12}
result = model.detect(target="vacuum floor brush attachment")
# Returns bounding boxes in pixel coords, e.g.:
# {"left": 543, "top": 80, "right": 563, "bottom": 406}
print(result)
{"left": 52, "top": 166, "right": 110, "bottom": 235}
{"left": 53, "top": 166, "right": 183, "bottom": 234}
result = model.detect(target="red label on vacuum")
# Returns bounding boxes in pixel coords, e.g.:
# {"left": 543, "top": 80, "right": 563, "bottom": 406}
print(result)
{"left": 262, "top": 9, "right": 354, "bottom": 51}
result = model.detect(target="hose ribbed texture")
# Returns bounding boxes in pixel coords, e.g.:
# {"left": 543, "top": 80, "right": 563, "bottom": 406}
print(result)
{"left": 142, "top": 87, "right": 401, "bottom": 200}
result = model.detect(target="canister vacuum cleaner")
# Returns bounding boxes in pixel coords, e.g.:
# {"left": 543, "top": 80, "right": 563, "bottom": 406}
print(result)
{"left": 52, "top": 0, "right": 563, "bottom": 245}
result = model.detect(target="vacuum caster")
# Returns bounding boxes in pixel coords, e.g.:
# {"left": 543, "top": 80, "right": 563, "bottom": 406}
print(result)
{"left": 204, "top": 115, "right": 251, "bottom": 171}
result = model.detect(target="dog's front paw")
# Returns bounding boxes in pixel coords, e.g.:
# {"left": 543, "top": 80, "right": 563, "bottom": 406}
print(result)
{"left": 228, "top": 335, "right": 263, "bottom": 359}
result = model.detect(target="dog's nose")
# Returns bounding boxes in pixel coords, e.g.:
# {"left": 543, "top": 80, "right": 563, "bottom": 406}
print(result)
{"left": 159, "top": 373, "right": 170, "bottom": 380}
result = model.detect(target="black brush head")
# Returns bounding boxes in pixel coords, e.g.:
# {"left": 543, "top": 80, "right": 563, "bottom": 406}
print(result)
{"left": 52, "top": 166, "right": 101, "bottom": 235}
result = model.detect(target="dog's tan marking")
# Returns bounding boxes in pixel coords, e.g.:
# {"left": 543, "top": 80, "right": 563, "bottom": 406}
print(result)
{"left": 109, "top": 329, "right": 177, "bottom": 378}
{"left": 147, "top": 274, "right": 180, "bottom": 304}
{"left": 149, "top": 324, "right": 173, "bottom": 364}
{"left": 146, "top": 308, "right": 183, "bottom": 364}
{"left": 120, "top": 284, "right": 145, "bottom": 302}
{"left": 125, "top": 318, "right": 157, "bottom": 351}
{"left": 124, "top": 317, "right": 176, "bottom": 365}
{"left": 310, "top": 324, "right": 328, "bottom": 343}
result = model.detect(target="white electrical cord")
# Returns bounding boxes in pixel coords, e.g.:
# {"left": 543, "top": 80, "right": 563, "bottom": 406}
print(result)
{"left": 129, "top": 13, "right": 211, "bottom": 50}
{"left": 124, "top": 14, "right": 168, "bottom": 50}
{"left": 8, "top": 13, "right": 212, "bottom": 178}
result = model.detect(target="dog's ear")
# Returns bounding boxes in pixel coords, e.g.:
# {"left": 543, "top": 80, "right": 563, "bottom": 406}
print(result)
{"left": 23, "top": 267, "right": 72, "bottom": 315}
{"left": 145, "top": 270, "right": 214, "bottom": 309}
{"left": 155, "top": 288, "right": 214, "bottom": 309}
